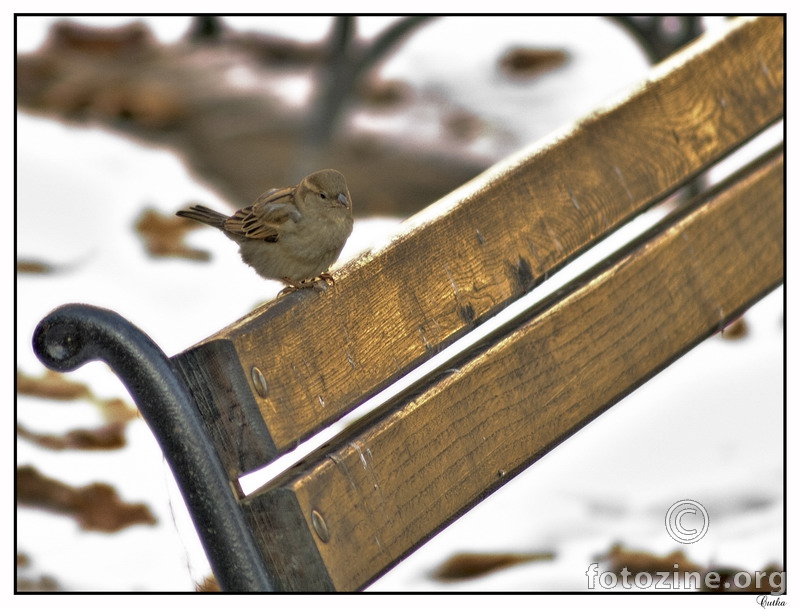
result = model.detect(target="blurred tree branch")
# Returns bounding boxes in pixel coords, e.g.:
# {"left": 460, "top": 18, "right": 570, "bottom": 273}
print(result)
{"left": 301, "top": 16, "right": 435, "bottom": 172}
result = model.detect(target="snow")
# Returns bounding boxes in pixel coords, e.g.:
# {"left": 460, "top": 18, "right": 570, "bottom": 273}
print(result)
{"left": 13, "top": 15, "right": 790, "bottom": 596}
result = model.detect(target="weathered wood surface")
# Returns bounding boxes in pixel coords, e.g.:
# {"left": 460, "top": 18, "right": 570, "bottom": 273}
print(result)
{"left": 173, "top": 16, "right": 784, "bottom": 477}
{"left": 243, "top": 146, "right": 784, "bottom": 591}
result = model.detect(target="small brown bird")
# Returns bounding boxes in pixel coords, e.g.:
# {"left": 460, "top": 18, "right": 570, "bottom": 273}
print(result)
{"left": 177, "top": 169, "right": 353, "bottom": 293}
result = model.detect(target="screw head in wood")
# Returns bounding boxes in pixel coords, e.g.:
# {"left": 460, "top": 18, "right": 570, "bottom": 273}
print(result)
{"left": 250, "top": 366, "right": 269, "bottom": 398}
{"left": 311, "top": 509, "right": 330, "bottom": 543}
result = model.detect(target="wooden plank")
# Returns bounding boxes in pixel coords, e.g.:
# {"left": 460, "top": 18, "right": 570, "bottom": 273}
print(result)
{"left": 175, "top": 16, "right": 784, "bottom": 474}
{"left": 171, "top": 340, "right": 275, "bottom": 478}
{"left": 242, "top": 147, "right": 784, "bottom": 591}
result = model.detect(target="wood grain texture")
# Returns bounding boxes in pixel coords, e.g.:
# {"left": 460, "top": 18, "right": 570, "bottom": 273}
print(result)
{"left": 243, "top": 147, "right": 784, "bottom": 591}
{"left": 171, "top": 340, "right": 275, "bottom": 478}
{"left": 175, "top": 16, "right": 784, "bottom": 475}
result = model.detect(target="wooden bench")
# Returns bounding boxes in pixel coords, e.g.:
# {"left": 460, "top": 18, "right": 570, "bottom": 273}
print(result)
{"left": 32, "top": 16, "right": 783, "bottom": 591}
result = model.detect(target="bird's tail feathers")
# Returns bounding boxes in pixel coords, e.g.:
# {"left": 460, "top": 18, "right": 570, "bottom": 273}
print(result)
{"left": 176, "top": 205, "right": 228, "bottom": 229}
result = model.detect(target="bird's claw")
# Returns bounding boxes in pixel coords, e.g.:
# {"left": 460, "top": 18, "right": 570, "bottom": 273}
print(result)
{"left": 277, "top": 274, "right": 336, "bottom": 297}
{"left": 317, "top": 272, "right": 335, "bottom": 287}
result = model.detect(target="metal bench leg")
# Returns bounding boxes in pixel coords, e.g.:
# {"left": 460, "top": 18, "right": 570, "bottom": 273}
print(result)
{"left": 32, "top": 304, "right": 274, "bottom": 591}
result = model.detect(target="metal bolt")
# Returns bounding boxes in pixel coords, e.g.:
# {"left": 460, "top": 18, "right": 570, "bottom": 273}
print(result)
{"left": 311, "top": 509, "right": 330, "bottom": 543}
{"left": 250, "top": 366, "right": 268, "bottom": 398}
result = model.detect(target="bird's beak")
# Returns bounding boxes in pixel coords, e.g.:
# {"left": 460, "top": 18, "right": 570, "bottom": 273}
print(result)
{"left": 337, "top": 193, "right": 350, "bottom": 209}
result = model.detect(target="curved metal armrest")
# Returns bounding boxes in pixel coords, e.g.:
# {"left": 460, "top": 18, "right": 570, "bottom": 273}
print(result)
{"left": 32, "top": 303, "right": 274, "bottom": 591}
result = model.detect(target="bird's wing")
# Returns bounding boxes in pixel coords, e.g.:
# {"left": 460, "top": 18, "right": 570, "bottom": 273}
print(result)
{"left": 223, "top": 186, "right": 302, "bottom": 241}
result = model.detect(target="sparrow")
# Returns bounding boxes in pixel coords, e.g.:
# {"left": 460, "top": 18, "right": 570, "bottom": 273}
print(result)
{"left": 177, "top": 169, "right": 353, "bottom": 294}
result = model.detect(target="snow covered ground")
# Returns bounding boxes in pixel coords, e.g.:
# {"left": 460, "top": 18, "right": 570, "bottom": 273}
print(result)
{"left": 14, "top": 15, "right": 789, "bottom": 595}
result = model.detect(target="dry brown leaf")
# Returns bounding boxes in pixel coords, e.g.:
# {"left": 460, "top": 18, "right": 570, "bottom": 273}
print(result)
{"left": 358, "top": 78, "right": 410, "bottom": 108}
{"left": 16, "top": 256, "right": 89, "bottom": 274}
{"left": 97, "top": 397, "right": 139, "bottom": 424}
{"left": 17, "top": 369, "right": 139, "bottom": 422}
{"left": 599, "top": 543, "right": 704, "bottom": 577}
{"left": 597, "top": 544, "right": 784, "bottom": 592}
{"left": 17, "top": 421, "right": 127, "bottom": 451}
{"left": 30, "top": 22, "right": 186, "bottom": 128}
{"left": 16, "top": 552, "right": 62, "bottom": 591}
{"left": 17, "top": 465, "right": 157, "bottom": 532}
{"left": 16, "top": 574, "right": 61, "bottom": 592}
{"left": 17, "top": 369, "right": 91, "bottom": 401}
{"left": 16, "top": 259, "right": 59, "bottom": 274}
{"left": 134, "top": 207, "right": 211, "bottom": 260}
{"left": 43, "top": 20, "right": 155, "bottom": 57}
{"left": 443, "top": 109, "right": 485, "bottom": 143}
{"left": 432, "top": 551, "right": 555, "bottom": 581}
{"left": 720, "top": 316, "right": 749, "bottom": 340}
{"left": 499, "top": 47, "right": 569, "bottom": 78}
